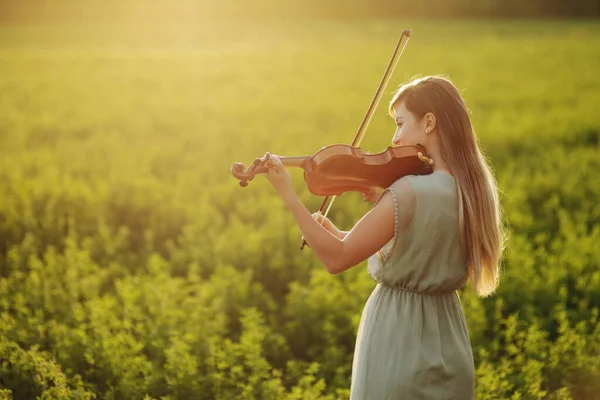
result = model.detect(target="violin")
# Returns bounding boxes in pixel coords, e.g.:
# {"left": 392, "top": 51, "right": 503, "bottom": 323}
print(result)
{"left": 230, "top": 143, "right": 434, "bottom": 201}
{"left": 230, "top": 29, "right": 430, "bottom": 249}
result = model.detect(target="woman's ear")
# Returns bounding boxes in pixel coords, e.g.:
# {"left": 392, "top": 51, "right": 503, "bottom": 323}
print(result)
{"left": 423, "top": 112, "right": 436, "bottom": 134}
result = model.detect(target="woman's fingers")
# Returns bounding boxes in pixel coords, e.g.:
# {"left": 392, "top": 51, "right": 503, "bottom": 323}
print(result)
{"left": 312, "top": 212, "right": 331, "bottom": 230}
{"left": 265, "top": 153, "right": 284, "bottom": 173}
{"left": 270, "top": 155, "right": 283, "bottom": 172}
{"left": 313, "top": 212, "right": 327, "bottom": 224}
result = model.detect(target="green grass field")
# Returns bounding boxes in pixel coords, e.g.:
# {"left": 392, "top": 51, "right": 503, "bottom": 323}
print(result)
{"left": 0, "top": 19, "right": 599, "bottom": 399}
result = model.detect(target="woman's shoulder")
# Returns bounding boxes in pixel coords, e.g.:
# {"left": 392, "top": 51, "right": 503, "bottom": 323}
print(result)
{"left": 386, "top": 174, "right": 416, "bottom": 200}
{"left": 379, "top": 170, "right": 454, "bottom": 208}
{"left": 406, "top": 170, "right": 456, "bottom": 193}
{"left": 410, "top": 170, "right": 455, "bottom": 183}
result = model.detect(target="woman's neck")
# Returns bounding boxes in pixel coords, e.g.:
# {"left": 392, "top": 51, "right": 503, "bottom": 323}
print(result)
{"left": 426, "top": 140, "right": 452, "bottom": 175}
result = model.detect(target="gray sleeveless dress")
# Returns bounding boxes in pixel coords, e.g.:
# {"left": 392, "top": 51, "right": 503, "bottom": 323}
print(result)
{"left": 349, "top": 170, "right": 475, "bottom": 399}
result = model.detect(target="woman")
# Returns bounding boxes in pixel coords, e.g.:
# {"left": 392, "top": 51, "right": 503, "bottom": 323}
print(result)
{"left": 263, "top": 75, "right": 506, "bottom": 399}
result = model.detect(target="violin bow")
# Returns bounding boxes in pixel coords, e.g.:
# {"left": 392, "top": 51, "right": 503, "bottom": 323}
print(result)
{"left": 301, "top": 29, "right": 412, "bottom": 250}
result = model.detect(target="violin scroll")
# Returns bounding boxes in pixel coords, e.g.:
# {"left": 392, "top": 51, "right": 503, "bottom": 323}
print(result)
{"left": 231, "top": 155, "right": 270, "bottom": 187}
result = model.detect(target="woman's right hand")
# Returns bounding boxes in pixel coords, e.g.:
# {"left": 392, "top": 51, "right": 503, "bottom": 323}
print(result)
{"left": 311, "top": 212, "right": 347, "bottom": 240}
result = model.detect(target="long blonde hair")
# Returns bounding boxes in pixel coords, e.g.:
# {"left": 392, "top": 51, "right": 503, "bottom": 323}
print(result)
{"left": 389, "top": 75, "right": 506, "bottom": 297}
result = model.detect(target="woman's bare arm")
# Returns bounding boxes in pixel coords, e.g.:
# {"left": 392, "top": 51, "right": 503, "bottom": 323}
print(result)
{"left": 282, "top": 190, "right": 395, "bottom": 274}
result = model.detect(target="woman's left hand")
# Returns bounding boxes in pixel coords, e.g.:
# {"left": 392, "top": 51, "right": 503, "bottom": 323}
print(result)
{"left": 263, "top": 153, "right": 294, "bottom": 197}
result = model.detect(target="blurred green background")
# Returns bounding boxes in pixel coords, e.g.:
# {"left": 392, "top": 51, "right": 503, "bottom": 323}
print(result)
{"left": 0, "top": 0, "right": 599, "bottom": 399}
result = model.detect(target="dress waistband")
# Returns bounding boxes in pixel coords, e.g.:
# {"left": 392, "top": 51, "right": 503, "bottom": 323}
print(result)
{"left": 377, "top": 280, "right": 457, "bottom": 296}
